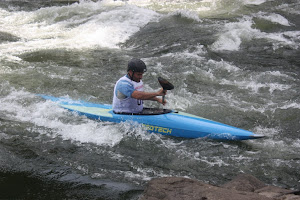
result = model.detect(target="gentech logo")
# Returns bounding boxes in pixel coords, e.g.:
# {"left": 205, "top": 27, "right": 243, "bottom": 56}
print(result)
{"left": 143, "top": 124, "right": 172, "bottom": 134}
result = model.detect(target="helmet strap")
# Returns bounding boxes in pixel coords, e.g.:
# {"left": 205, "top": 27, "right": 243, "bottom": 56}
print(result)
{"left": 128, "top": 71, "right": 134, "bottom": 81}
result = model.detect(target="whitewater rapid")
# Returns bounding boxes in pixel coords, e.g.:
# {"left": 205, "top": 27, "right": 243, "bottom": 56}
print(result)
{"left": 0, "top": 0, "right": 299, "bottom": 198}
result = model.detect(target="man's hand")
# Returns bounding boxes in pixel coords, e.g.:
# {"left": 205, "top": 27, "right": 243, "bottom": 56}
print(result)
{"left": 157, "top": 97, "right": 167, "bottom": 105}
{"left": 157, "top": 88, "right": 167, "bottom": 96}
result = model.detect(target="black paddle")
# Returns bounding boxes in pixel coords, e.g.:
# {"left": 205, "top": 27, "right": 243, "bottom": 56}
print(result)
{"left": 158, "top": 77, "right": 174, "bottom": 104}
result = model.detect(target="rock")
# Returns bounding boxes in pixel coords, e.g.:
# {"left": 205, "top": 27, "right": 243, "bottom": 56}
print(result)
{"left": 255, "top": 186, "right": 300, "bottom": 200}
{"left": 222, "top": 174, "right": 300, "bottom": 200}
{"left": 222, "top": 173, "right": 266, "bottom": 192}
{"left": 140, "top": 174, "right": 300, "bottom": 200}
{"left": 140, "top": 176, "right": 272, "bottom": 200}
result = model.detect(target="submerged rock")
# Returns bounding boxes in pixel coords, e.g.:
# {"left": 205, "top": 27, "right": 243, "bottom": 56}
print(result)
{"left": 140, "top": 174, "right": 300, "bottom": 200}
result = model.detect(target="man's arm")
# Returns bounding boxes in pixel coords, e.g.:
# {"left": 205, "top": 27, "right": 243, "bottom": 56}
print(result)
{"left": 151, "top": 96, "right": 166, "bottom": 105}
{"left": 131, "top": 88, "right": 165, "bottom": 100}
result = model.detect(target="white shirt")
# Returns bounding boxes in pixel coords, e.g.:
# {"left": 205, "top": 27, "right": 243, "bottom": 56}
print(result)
{"left": 112, "top": 75, "right": 144, "bottom": 113}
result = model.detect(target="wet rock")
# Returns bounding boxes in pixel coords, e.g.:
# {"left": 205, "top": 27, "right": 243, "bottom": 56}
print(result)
{"left": 255, "top": 186, "right": 300, "bottom": 200}
{"left": 140, "top": 174, "right": 300, "bottom": 200}
{"left": 222, "top": 173, "right": 266, "bottom": 192}
{"left": 140, "top": 176, "right": 272, "bottom": 200}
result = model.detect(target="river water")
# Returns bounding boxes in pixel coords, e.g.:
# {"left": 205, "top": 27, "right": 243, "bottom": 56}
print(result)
{"left": 0, "top": 0, "right": 299, "bottom": 199}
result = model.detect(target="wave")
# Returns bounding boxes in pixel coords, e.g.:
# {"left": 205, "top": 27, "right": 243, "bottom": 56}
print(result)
{"left": 0, "top": 1, "right": 160, "bottom": 58}
{"left": 256, "top": 12, "right": 292, "bottom": 26}
{"left": 168, "top": 10, "right": 202, "bottom": 22}
{"left": 210, "top": 17, "right": 299, "bottom": 52}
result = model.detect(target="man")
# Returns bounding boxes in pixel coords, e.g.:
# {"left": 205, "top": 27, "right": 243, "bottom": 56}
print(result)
{"left": 112, "top": 58, "right": 166, "bottom": 114}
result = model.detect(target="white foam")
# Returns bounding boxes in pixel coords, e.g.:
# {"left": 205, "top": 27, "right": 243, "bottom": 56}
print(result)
{"left": 160, "top": 44, "right": 207, "bottom": 63}
{"left": 252, "top": 126, "right": 280, "bottom": 137}
{"left": 207, "top": 59, "right": 241, "bottom": 72}
{"left": 0, "top": 1, "right": 160, "bottom": 58}
{"left": 268, "top": 31, "right": 300, "bottom": 50}
{"left": 168, "top": 10, "right": 202, "bottom": 22}
{"left": 278, "top": 3, "right": 300, "bottom": 15}
{"left": 243, "top": 0, "right": 267, "bottom": 5}
{"left": 0, "top": 65, "right": 13, "bottom": 74}
{"left": 123, "top": 0, "right": 245, "bottom": 17}
{"left": 0, "top": 132, "right": 12, "bottom": 140}
{"left": 210, "top": 14, "right": 299, "bottom": 51}
{"left": 67, "top": 3, "right": 160, "bottom": 49}
{"left": 257, "top": 12, "right": 291, "bottom": 26}
{"left": 221, "top": 79, "right": 292, "bottom": 94}
{"left": 280, "top": 102, "right": 300, "bottom": 110}
{"left": 210, "top": 18, "right": 260, "bottom": 51}
{"left": 249, "top": 126, "right": 300, "bottom": 158}
{"left": 0, "top": 88, "right": 126, "bottom": 146}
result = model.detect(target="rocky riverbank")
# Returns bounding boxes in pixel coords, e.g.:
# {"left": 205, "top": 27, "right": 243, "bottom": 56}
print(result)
{"left": 140, "top": 174, "right": 300, "bottom": 200}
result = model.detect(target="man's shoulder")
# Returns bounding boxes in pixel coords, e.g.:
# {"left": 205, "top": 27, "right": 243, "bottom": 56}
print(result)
{"left": 116, "top": 76, "right": 133, "bottom": 90}
{"left": 117, "top": 75, "right": 131, "bottom": 82}
{"left": 118, "top": 79, "right": 133, "bottom": 87}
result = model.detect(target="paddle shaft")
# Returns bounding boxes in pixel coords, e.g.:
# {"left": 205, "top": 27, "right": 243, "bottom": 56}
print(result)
{"left": 162, "top": 90, "right": 166, "bottom": 103}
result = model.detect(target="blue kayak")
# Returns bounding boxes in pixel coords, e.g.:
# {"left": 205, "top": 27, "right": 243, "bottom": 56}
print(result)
{"left": 38, "top": 95, "right": 264, "bottom": 140}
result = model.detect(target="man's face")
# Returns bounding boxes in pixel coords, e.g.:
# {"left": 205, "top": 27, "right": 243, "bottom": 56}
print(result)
{"left": 130, "top": 71, "right": 143, "bottom": 82}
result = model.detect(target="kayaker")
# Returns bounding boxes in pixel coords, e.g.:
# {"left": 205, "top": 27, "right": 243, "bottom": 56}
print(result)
{"left": 112, "top": 58, "right": 166, "bottom": 114}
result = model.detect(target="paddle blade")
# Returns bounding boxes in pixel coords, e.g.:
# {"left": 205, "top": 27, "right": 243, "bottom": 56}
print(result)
{"left": 158, "top": 77, "right": 174, "bottom": 90}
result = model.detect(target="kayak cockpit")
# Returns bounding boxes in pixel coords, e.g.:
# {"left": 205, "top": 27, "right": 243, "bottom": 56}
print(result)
{"left": 113, "top": 108, "right": 173, "bottom": 115}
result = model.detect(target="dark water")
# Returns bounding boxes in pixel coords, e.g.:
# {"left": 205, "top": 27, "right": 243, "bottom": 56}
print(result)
{"left": 0, "top": 0, "right": 300, "bottom": 199}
